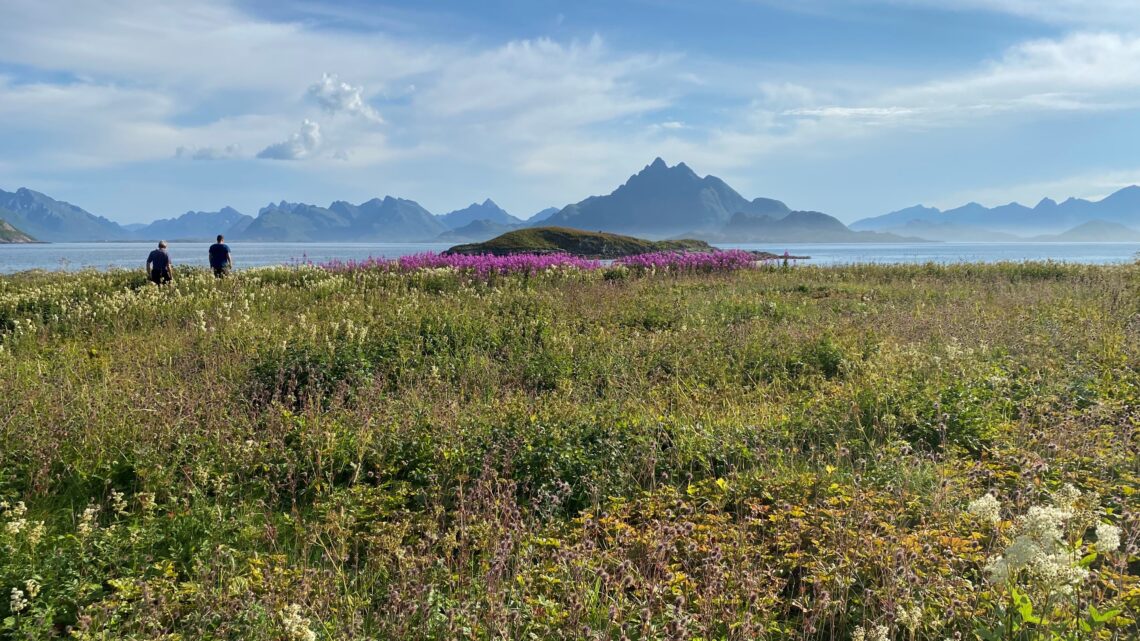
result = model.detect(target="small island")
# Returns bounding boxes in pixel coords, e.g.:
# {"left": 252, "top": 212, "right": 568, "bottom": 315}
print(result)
{"left": 444, "top": 226, "right": 715, "bottom": 259}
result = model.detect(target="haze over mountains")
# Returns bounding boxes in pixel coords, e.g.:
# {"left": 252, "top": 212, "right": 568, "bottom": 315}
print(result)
{"left": 4, "top": 161, "right": 1140, "bottom": 244}
{"left": 852, "top": 187, "right": 1140, "bottom": 241}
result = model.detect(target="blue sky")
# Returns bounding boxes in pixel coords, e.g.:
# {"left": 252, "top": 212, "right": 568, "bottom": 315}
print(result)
{"left": 1, "top": 0, "right": 1139, "bottom": 224}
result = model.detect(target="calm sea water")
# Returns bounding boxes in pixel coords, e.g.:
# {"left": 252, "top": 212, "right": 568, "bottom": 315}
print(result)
{"left": 1, "top": 241, "right": 1139, "bottom": 274}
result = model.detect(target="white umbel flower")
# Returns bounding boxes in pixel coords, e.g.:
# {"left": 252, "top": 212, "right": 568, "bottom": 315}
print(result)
{"left": 851, "top": 624, "right": 889, "bottom": 641}
{"left": 968, "top": 493, "right": 1001, "bottom": 525}
{"left": 281, "top": 604, "right": 317, "bottom": 641}
{"left": 1096, "top": 522, "right": 1122, "bottom": 552}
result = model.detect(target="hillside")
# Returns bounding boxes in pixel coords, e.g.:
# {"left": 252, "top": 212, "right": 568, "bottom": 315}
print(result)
{"left": 0, "top": 215, "right": 36, "bottom": 242}
{"left": 435, "top": 219, "right": 521, "bottom": 243}
{"left": 0, "top": 187, "right": 128, "bottom": 241}
{"left": 445, "top": 226, "right": 713, "bottom": 258}
{"left": 1028, "top": 220, "right": 1140, "bottom": 242}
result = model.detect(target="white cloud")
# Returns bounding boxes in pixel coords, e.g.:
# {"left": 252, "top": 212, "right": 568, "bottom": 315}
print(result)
{"left": 881, "top": 0, "right": 1140, "bottom": 27}
{"left": 175, "top": 144, "right": 241, "bottom": 160}
{"left": 257, "top": 119, "right": 322, "bottom": 160}
{"left": 307, "top": 72, "right": 383, "bottom": 122}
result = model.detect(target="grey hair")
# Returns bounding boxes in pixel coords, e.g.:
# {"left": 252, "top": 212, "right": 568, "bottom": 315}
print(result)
{"left": 158, "top": 240, "right": 168, "bottom": 248}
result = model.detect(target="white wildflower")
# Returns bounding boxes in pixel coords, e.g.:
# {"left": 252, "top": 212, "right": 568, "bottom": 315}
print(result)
{"left": 137, "top": 492, "right": 156, "bottom": 514}
{"left": 1053, "top": 484, "right": 1082, "bottom": 511}
{"left": 853, "top": 623, "right": 890, "bottom": 641}
{"left": 281, "top": 604, "right": 317, "bottom": 641}
{"left": 9, "top": 587, "right": 28, "bottom": 613}
{"left": 25, "top": 521, "right": 44, "bottom": 547}
{"left": 985, "top": 555, "right": 1011, "bottom": 584}
{"left": 5, "top": 501, "right": 28, "bottom": 535}
{"left": 897, "top": 604, "right": 923, "bottom": 631}
{"left": 78, "top": 504, "right": 100, "bottom": 536}
{"left": 24, "top": 579, "right": 40, "bottom": 598}
{"left": 983, "top": 498, "right": 1087, "bottom": 593}
{"left": 110, "top": 490, "right": 128, "bottom": 516}
{"left": 968, "top": 493, "right": 1001, "bottom": 525}
{"left": 1018, "top": 505, "right": 1070, "bottom": 545}
{"left": 1096, "top": 522, "right": 1122, "bottom": 552}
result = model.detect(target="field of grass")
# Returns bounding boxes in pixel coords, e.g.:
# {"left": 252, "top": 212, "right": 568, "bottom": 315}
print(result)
{"left": 1, "top": 261, "right": 1138, "bottom": 640}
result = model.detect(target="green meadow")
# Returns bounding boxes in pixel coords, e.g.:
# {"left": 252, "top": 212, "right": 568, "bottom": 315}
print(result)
{"left": 1, "top": 262, "right": 1137, "bottom": 640}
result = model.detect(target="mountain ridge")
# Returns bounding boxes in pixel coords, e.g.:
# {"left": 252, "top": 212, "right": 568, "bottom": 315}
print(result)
{"left": 853, "top": 186, "right": 1140, "bottom": 239}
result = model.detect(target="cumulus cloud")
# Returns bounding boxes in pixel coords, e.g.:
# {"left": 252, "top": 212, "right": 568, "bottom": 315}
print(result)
{"left": 307, "top": 72, "right": 383, "bottom": 122}
{"left": 257, "top": 119, "right": 322, "bottom": 160}
{"left": 175, "top": 144, "right": 241, "bottom": 160}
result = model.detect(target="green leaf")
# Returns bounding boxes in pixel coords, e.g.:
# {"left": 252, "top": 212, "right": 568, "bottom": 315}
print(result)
{"left": 974, "top": 625, "right": 1003, "bottom": 641}
{"left": 1079, "top": 552, "right": 1098, "bottom": 567}
{"left": 1011, "top": 588, "right": 1040, "bottom": 624}
{"left": 1092, "top": 607, "right": 1121, "bottom": 623}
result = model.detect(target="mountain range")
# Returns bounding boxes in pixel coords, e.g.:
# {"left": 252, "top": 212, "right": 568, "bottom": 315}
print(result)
{"left": 5, "top": 160, "right": 1140, "bottom": 244}
{"left": 852, "top": 187, "right": 1140, "bottom": 240}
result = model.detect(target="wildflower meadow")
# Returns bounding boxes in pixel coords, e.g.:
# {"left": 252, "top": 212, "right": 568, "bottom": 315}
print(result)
{"left": 0, "top": 258, "right": 1137, "bottom": 639}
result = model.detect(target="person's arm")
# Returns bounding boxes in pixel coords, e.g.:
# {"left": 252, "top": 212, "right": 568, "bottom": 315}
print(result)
{"left": 227, "top": 249, "right": 233, "bottom": 268}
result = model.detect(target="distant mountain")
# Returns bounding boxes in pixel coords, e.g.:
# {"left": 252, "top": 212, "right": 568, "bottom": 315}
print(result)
{"left": 0, "top": 215, "right": 36, "bottom": 243}
{"left": 526, "top": 207, "right": 560, "bottom": 224}
{"left": 235, "top": 197, "right": 447, "bottom": 242}
{"left": 853, "top": 186, "right": 1140, "bottom": 238}
{"left": 542, "top": 158, "right": 791, "bottom": 238}
{"left": 693, "top": 211, "right": 917, "bottom": 243}
{"left": 438, "top": 199, "right": 522, "bottom": 229}
{"left": 436, "top": 219, "right": 521, "bottom": 243}
{"left": 0, "top": 188, "right": 128, "bottom": 242}
{"left": 885, "top": 221, "right": 1021, "bottom": 242}
{"left": 134, "top": 207, "right": 252, "bottom": 241}
{"left": 1028, "top": 220, "right": 1140, "bottom": 242}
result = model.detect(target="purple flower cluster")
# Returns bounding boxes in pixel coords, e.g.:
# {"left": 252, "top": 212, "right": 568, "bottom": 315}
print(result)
{"left": 320, "top": 252, "right": 600, "bottom": 276}
{"left": 320, "top": 249, "right": 764, "bottom": 277}
{"left": 615, "top": 249, "right": 757, "bottom": 272}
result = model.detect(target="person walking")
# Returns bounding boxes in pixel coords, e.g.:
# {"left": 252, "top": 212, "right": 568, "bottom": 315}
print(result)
{"left": 146, "top": 240, "right": 173, "bottom": 284}
{"left": 208, "top": 234, "right": 232, "bottom": 278}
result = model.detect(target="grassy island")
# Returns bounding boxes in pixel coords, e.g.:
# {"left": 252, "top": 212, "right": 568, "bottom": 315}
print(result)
{"left": 444, "top": 226, "right": 713, "bottom": 258}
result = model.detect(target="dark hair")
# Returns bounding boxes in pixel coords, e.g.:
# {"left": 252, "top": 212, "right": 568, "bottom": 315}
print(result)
{"left": 216, "top": 235, "right": 224, "bottom": 242}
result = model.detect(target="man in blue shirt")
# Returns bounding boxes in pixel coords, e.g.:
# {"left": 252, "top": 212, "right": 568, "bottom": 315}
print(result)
{"left": 146, "top": 240, "right": 173, "bottom": 284}
{"left": 208, "top": 234, "right": 232, "bottom": 278}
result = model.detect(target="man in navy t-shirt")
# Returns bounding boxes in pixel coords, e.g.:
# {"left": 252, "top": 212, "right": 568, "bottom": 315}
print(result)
{"left": 146, "top": 240, "right": 173, "bottom": 284}
{"left": 208, "top": 234, "right": 232, "bottom": 278}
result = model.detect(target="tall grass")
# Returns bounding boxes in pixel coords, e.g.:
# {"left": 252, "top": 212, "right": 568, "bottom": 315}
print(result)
{"left": 0, "top": 261, "right": 1137, "bottom": 639}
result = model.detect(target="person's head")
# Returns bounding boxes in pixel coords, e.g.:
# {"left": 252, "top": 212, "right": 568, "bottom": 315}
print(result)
{"left": 158, "top": 240, "right": 167, "bottom": 249}
{"left": 216, "top": 234, "right": 224, "bottom": 243}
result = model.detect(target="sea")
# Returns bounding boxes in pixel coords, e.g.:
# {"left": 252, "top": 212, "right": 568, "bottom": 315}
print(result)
{"left": 1, "top": 241, "right": 1139, "bottom": 274}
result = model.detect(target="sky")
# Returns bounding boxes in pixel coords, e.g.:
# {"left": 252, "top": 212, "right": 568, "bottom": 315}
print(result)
{"left": 1, "top": 0, "right": 1140, "bottom": 224}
